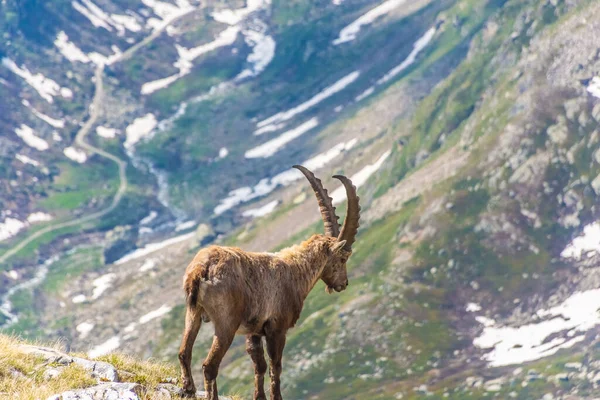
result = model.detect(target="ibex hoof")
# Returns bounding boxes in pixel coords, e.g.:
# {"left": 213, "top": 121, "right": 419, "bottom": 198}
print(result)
{"left": 182, "top": 381, "right": 196, "bottom": 397}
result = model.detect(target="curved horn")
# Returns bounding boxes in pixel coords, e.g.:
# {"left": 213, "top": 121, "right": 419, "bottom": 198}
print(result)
{"left": 293, "top": 165, "right": 340, "bottom": 237}
{"left": 333, "top": 175, "right": 360, "bottom": 251}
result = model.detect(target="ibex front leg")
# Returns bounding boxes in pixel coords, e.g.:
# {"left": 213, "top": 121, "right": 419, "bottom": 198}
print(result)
{"left": 203, "top": 325, "right": 236, "bottom": 400}
{"left": 246, "top": 335, "right": 267, "bottom": 400}
{"left": 266, "top": 332, "right": 286, "bottom": 400}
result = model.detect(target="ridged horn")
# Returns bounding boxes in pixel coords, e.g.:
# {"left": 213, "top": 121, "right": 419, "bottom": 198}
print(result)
{"left": 333, "top": 175, "right": 360, "bottom": 251}
{"left": 293, "top": 165, "right": 340, "bottom": 237}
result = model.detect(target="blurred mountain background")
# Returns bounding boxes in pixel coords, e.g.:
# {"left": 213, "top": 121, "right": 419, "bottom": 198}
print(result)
{"left": 2, "top": 0, "right": 600, "bottom": 398}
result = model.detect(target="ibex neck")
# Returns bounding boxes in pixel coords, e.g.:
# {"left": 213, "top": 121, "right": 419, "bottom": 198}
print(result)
{"left": 277, "top": 235, "right": 330, "bottom": 296}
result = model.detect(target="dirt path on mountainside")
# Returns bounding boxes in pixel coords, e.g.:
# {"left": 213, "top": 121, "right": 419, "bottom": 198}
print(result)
{"left": 0, "top": 9, "right": 197, "bottom": 265}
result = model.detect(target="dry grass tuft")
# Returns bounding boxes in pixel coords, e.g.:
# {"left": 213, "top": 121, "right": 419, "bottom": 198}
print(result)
{"left": 96, "top": 352, "right": 178, "bottom": 388}
{"left": 0, "top": 335, "right": 95, "bottom": 400}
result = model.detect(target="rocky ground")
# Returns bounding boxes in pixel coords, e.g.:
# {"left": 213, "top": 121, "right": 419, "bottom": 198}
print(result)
{"left": 0, "top": 334, "right": 235, "bottom": 400}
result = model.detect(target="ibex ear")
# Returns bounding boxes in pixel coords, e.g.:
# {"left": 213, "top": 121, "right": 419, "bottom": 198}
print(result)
{"left": 330, "top": 240, "right": 347, "bottom": 254}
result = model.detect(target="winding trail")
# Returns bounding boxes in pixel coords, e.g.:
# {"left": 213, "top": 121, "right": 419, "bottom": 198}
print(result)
{"left": 0, "top": 9, "right": 196, "bottom": 266}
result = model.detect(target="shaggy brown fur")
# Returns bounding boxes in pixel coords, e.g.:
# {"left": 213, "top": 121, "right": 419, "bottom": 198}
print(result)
{"left": 178, "top": 167, "right": 359, "bottom": 400}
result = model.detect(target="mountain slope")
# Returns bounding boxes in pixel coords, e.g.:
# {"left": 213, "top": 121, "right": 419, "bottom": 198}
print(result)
{"left": 3, "top": 0, "right": 600, "bottom": 399}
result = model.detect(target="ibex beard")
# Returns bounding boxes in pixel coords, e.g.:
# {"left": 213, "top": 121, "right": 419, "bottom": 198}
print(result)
{"left": 178, "top": 165, "right": 360, "bottom": 400}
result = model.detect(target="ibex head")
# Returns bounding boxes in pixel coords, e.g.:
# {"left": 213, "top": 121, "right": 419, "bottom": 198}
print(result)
{"left": 294, "top": 165, "right": 361, "bottom": 293}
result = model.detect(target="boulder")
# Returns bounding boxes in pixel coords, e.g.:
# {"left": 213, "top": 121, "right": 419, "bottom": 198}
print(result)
{"left": 104, "top": 225, "right": 139, "bottom": 264}
{"left": 47, "top": 382, "right": 143, "bottom": 400}
{"left": 189, "top": 224, "right": 215, "bottom": 249}
{"left": 72, "top": 357, "right": 119, "bottom": 382}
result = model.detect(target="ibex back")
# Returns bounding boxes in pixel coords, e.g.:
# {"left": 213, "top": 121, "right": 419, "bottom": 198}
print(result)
{"left": 178, "top": 165, "right": 360, "bottom": 400}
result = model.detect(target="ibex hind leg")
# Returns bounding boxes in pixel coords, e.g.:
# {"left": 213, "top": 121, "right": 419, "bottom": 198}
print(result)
{"left": 179, "top": 304, "right": 203, "bottom": 396}
{"left": 266, "top": 331, "right": 286, "bottom": 400}
{"left": 246, "top": 335, "right": 267, "bottom": 400}
{"left": 203, "top": 323, "right": 237, "bottom": 400}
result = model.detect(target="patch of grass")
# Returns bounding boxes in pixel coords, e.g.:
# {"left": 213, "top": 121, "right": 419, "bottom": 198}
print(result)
{"left": 42, "top": 246, "right": 103, "bottom": 294}
{"left": 96, "top": 353, "right": 177, "bottom": 388}
{"left": 0, "top": 335, "right": 96, "bottom": 400}
{"left": 40, "top": 161, "right": 119, "bottom": 212}
{"left": 0, "top": 335, "right": 243, "bottom": 400}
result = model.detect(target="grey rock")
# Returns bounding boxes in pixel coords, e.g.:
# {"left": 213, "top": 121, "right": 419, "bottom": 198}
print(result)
{"left": 43, "top": 367, "right": 65, "bottom": 381}
{"left": 151, "top": 384, "right": 184, "bottom": 399}
{"left": 190, "top": 224, "right": 215, "bottom": 249}
{"left": 547, "top": 122, "right": 568, "bottom": 144}
{"left": 17, "top": 345, "right": 74, "bottom": 365}
{"left": 592, "top": 103, "right": 600, "bottom": 122}
{"left": 591, "top": 174, "right": 600, "bottom": 195}
{"left": 72, "top": 357, "right": 120, "bottom": 382}
{"left": 565, "top": 362, "right": 583, "bottom": 371}
{"left": 563, "top": 98, "right": 583, "bottom": 120}
{"left": 47, "top": 382, "right": 143, "bottom": 400}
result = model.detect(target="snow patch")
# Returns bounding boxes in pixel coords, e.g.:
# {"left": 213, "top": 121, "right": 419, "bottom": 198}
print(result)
{"left": 561, "top": 222, "right": 600, "bottom": 259}
{"left": 140, "top": 211, "right": 158, "bottom": 225}
{"left": 141, "top": 26, "right": 239, "bottom": 94}
{"left": 64, "top": 146, "right": 88, "bottom": 163}
{"left": 303, "top": 138, "right": 358, "bottom": 170}
{"left": 72, "top": 294, "right": 87, "bottom": 304}
{"left": 88, "top": 45, "right": 123, "bottom": 66}
{"left": 123, "top": 323, "right": 137, "bottom": 333}
{"left": 331, "top": 150, "right": 391, "bottom": 204}
{"left": 355, "top": 86, "right": 375, "bottom": 102}
{"left": 215, "top": 138, "right": 357, "bottom": 215}
{"left": 473, "top": 289, "right": 600, "bottom": 367}
{"left": 376, "top": 27, "right": 436, "bottom": 85}
{"left": 16, "top": 154, "right": 40, "bottom": 167}
{"left": 73, "top": 0, "right": 113, "bottom": 31}
{"left": 139, "top": 259, "right": 157, "bottom": 272}
{"left": 245, "top": 118, "right": 319, "bottom": 158}
{"left": 139, "top": 304, "right": 172, "bottom": 324}
{"left": 588, "top": 77, "right": 600, "bottom": 99}
{"left": 466, "top": 303, "right": 482, "bottom": 312}
{"left": 354, "top": 27, "right": 436, "bottom": 103}
{"left": 54, "top": 31, "right": 91, "bottom": 63}
{"left": 111, "top": 13, "right": 143, "bottom": 33}
{"left": 23, "top": 100, "right": 65, "bottom": 129}
{"left": 76, "top": 322, "right": 95, "bottom": 339}
{"left": 114, "top": 232, "right": 195, "bottom": 265}
{"left": 333, "top": 0, "right": 408, "bottom": 45}
{"left": 175, "top": 220, "right": 196, "bottom": 232}
{"left": 256, "top": 72, "right": 360, "bottom": 132}
{"left": 92, "top": 273, "right": 116, "bottom": 299}
{"left": 96, "top": 126, "right": 119, "bottom": 138}
{"left": 27, "top": 212, "right": 52, "bottom": 223}
{"left": 61, "top": 87, "right": 73, "bottom": 99}
{"left": 15, "top": 125, "right": 49, "bottom": 151}
{"left": 218, "top": 147, "right": 229, "bottom": 159}
{"left": 88, "top": 336, "right": 121, "bottom": 358}
{"left": 211, "top": 0, "right": 268, "bottom": 25}
{"left": 0, "top": 218, "right": 26, "bottom": 242}
{"left": 125, "top": 114, "right": 157, "bottom": 149}
{"left": 242, "top": 200, "right": 279, "bottom": 218}
{"left": 235, "top": 24, "right": 276, "bottom": 81}
{"left": 254, "top": 122, "right": 286, "bottom": 136}
{"left": 2, "top": 58, "right": 70, "bottom": 103}
{"left": 142, "top": 0, "right": 194, "bottom": 29}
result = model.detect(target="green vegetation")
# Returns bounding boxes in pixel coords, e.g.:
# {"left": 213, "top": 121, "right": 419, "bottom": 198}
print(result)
{"left": 42, "top": 246, "right": 103, "bottom": 294}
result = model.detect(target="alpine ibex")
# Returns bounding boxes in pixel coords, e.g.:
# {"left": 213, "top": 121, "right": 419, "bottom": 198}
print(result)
{"left": 178, "top": 165, "right": 360, "bottom": 400}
